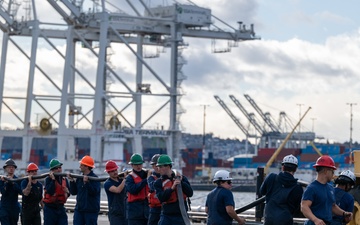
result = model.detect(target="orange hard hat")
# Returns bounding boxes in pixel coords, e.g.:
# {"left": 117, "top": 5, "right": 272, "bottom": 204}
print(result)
{"left": 105, "top": 160, "right": 119, "bottom": 172}
{"left": 313, "top": 155, "right": 336, "bottom": 170}
{"left": 79, "top": 155, "right": 95, "bottom": 168}
{"left": 27, "top": 163, "right": 39, "bottom": 172}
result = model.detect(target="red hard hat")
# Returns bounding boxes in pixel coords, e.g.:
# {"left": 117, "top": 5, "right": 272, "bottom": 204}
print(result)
{"left": 79, "top": 155, "right": 95, "bottom": 168}
{"left": 27, "top": 163, "right": 39, "bottom": 172}
{"left": 313, "top": 155, "right": 336, "bottom": 170}
{"left": 105, "top": 160, "right": 119, "bottom": 172}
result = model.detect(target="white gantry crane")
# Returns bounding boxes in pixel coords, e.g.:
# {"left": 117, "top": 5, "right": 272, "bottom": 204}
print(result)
{"left": 0, "top": 0, "right": 258, "bottom": 170}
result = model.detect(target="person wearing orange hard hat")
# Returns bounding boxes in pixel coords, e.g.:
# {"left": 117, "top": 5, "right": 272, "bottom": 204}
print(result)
{"left": 104, "top": 160, "right": 126, "bottom": 225}
{"left": 68, "top": 155, "right": 101, "bottom": 225}
{"left": 21, "top": 163, "right": 43, "bottom": 225}
{"left": 301, "top": 155, "right": 353, "bottom": 225}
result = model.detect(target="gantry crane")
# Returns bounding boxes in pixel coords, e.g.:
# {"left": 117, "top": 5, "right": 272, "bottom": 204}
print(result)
{"left": 214, "top": 95, "right": 257, "bottom": 138}
{"left": 244, "top": 94, "right": 280, "bottom": 134}
{"left": 0, "top": 0, "right": 258, "bottom": 168}
{"left": 229, "top": 95, "right": 266, "bottom": 135}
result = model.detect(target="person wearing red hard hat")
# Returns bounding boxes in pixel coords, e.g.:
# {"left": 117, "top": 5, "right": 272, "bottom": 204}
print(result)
{"left": 68, "top": 155, "right": 101, "bottom": 225}
{"left": 104, "top": 160, "right": 126, "bottom": 225}
{"left": 301, "top": 155, "right": 353, "bottom": 225}
{"left": 21, "top": 163, "right": 43, "bottom": 225}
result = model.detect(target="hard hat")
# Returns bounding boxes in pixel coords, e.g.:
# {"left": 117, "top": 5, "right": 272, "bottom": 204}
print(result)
{"left": 27, "top": 163, "right": 39, "bottom": 172}
{"left": 150, "top": 154, "right": 161, "bottom": 165}
{"left": 282, "top": 154, "right": 298, "bottom": 166}
{"left": 339, "top": 170, "right": 356, "bottom": 184}
{"left": 313, "top": 155, "right": 336, "bottom": 170}
{"left": 213, "top": 170, "right": 232, "bottom": 182}
{"left": 156, "top": 154, "right": 173, "bottom": 166}
{"left": 129, "top": 153, "right": 144, "bottom": 165}
{"left": 105, "top": 160, "right": 119, "bottom": 172}
{"left": 49, "top": 159, "right": 63, "bottom": 170}
{"left": 79, "top": 155, "right": 95, "bottom": 168}
{"left": 3, "top": 158, "right": 17, "bottom": 169}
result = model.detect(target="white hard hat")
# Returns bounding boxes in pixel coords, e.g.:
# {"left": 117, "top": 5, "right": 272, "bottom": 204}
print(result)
{"left": 282, "top": 154, "right": 298, "bottom": 166}
{"left": 340, "top": 170, "right": 356, "bottom": 183}
{"left": 213, "top": 170, "right": 232, "bottom": 182}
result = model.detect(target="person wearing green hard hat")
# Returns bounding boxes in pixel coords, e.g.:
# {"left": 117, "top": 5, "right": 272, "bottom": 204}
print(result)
{"left": 43, "top": 158, "right": 71, "bottom": 225}
{"left": 154, "top": 154, "right": 193, "bottom": 225}
{"left": 125, "top": 153, "right": 150, "bottom": 225}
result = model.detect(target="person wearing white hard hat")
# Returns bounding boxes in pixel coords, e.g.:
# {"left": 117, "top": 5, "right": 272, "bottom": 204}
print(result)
{"left": 205, "top": 170, "right": 246, "bottom": 225}
{"left": 260, "top": 154, "right": 303, "bottom": 225}
{"left": 331, "top": 170, "right": 355, "bottom": 225}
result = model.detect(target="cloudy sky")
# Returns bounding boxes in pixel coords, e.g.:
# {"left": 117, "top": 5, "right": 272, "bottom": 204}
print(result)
{"left": 1, "top": 0, "right": 360, "bottom": 144}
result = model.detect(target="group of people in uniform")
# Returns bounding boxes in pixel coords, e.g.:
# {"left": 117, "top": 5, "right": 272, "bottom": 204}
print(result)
{"left": 260, "top": 154, "right": 356, "bottom": 225}
{"left": 1, "top": 152, "right": 355, "bottom": 225}
{"left": 0, "top": 153, "right": 198, "bottom": 225}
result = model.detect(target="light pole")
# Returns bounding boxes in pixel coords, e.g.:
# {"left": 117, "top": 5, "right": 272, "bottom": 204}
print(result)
{"left": 296, "top": 103, "right": 304, "bottom": 147}
{"left": 310, "top": 118, "right": 316, "bottom": 133}
{"left": 347, "top": 103, "right": 357, "bottom": 151}
{"left": 200, "top": 104, "right": 209, "bottom": 177}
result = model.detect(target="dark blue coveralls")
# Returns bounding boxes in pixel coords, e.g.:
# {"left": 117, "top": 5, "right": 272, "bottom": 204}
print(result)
{"left": 104, "top": 177, "right": 127, "bottom": 225}
{"left": 21, "top": 179, "right": 43, "bottom": 225}
{"left": 69, "top": 170, "right": 101, "bottom": 225}
{"left": 0, "top": 175, "right": 22, "bottom": 225}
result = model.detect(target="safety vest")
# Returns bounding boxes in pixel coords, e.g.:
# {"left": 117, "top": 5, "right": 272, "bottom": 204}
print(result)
{"left": 148, "top": 175, "right": 162, "bottom": 208}
{"left": 43, "top": 178, "right": 68, "bottom": 204}
{"left": 162, "top": 179, "right": 187, "bottom": 204}
{"left": 127, "top": 172, "right": 149, "bottom": 203}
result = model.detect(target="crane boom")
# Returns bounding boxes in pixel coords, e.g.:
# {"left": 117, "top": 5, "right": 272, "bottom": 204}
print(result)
{"left": 214, "top": 96, "right": 254, "bottom": 137}
{"left": 244, "top": 94, "right": 280, "bottom": 133}
{"left": 229, "top": 95, "right": 266, "bottom": 135}
{"left": 264, "top": 107, "right": 312, "bottom": 174}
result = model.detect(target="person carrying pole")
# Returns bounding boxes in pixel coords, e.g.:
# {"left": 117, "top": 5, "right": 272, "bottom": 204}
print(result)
{"left": 125, "top": 153, "right": 150, "bottom": 225}
{"left": 21, "top": 163, "right": 43, "bottom": 225}
{"left": 147, "top": 154, "right": 161, "bottom": 225}
{"left": 43, "top": 158, "right": 70, "bottom": 225}
{"left": 154, "top": 154, "right": 193, "bottom": 225}
{"left": 104, "top": 160, "right": 127, "bottom": 225}
{"left": 68, "top": 155, "right": 101, "bottom": 225}
{"left": 0, "top": 158, "right": 22, "bottom": 225}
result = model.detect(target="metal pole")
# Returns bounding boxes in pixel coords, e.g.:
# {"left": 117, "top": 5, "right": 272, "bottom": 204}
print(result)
{"left": 311, "top": 118, "right": 316, "bottom": 133}
{"left": 347, "top": 103, "right": 357, "bottom": 151}
{"left": 296, "top": 103, "right": 304, "bottom": 147}
{"left": 200, "top": 104, "right": 209, "bottom": 177}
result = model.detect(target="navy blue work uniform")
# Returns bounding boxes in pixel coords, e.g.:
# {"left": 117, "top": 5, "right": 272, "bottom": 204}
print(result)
{"left": 0, "top": 176, "right": 22, "bottom": 225}
{"left": 154, "top": 173, "right": 193, "bottom": 225}
{"left": 331, "top": 187, "right": 354, "bottom": 225}
{"left": 205, "top": 186, "right": 235, "bottom": 225}
{"left": 69, "top": 171, "right": 101, "bottom": 225}
{"left": 104, "top": 177, "right": 127, "bottom": 225}
{"left": 260, "top": 172, "right": 303, "bottom": 225}
{"left": 21, "top": 179, "right": 43, "bottom": 225}
{"left": 43, "top": 176, "right": 70, "bottom": 225}
{"left": 147, "top": 171, "right": 161, "bottom": 225}
{"left": 302, "top": 180, "right": 335, "bottom": 225}
{"left": 125, "top": 169, "right": 149, "bottom": 225}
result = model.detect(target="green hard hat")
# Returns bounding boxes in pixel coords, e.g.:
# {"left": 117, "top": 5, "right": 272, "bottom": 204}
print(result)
{"left": 156, "top": 154, "right": 173, "bottom": 166}
{"left": 129, "top": 153, "right": 144, "bottom": 165}
{"left": 49, "top": 159, "right": 63, "bottom": 170}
